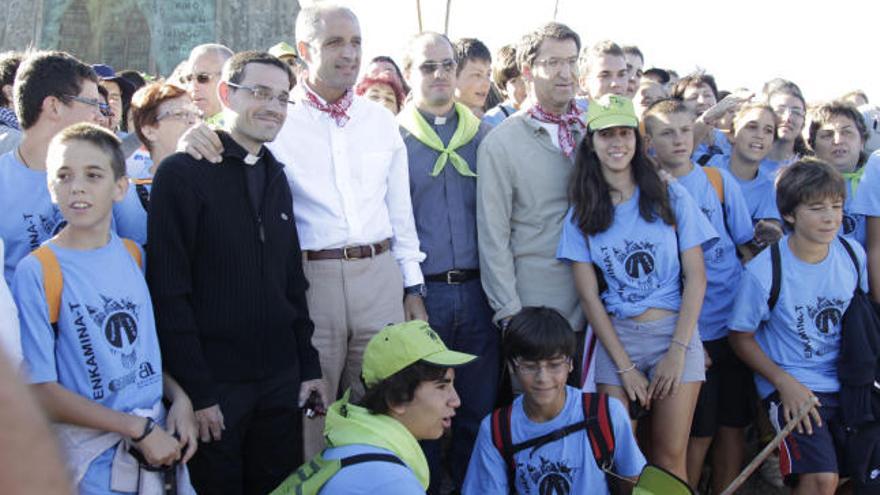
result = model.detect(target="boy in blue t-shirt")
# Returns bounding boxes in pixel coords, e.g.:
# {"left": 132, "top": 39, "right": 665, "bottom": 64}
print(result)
{"left": 0, "top": 51, "right": 105, "bottom": 285}
{"left": 12, "top": 123, "right": 197, "bottom": 494}
{"left": 729, "top": 159, "right": 868, "bottom": 494}
{"left": 463, "top": 307, "right": 645, "bottom": 494}
{"left": 643, "top": 98, "right": 757, "bottom": 493}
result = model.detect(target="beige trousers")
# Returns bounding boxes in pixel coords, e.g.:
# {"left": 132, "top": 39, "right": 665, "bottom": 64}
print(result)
{"left": 301, "top": 251, "right": 405, "bottom": 458}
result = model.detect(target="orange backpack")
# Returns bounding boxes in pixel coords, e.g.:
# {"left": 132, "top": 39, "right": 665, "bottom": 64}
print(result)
{"left": 31, "top": 239, "right": 142, "bottom": 324}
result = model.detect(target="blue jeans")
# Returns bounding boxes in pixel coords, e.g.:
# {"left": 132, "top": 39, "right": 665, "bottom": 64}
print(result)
{"left": 421, "top": 278, "right": 500, "bottom": 494}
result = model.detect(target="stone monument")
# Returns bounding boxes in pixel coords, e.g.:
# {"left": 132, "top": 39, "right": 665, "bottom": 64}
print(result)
{"left": 0, "top": 0, "right": 300, "bottom": 76}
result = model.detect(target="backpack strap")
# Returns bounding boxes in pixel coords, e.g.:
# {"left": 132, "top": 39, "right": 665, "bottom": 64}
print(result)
{"left": 703, "top": 167, "right": 724, "bottom": 204}
{"left": 583, "top": 393, "right": 615, "bottom": 470}
{"left": 768, "top": 241, "right": 782, "bottom": 312}
{"left": 838, "top": 236, "right": 861, "bottom": 290}
{"left": 122, "top": 238, "right": 144, "bottom": 269}
{"left": 32, "top": 245, "right": 62, "bottom": 325}
{"left": 32, "top": 240, "right": 143, "bottom": 326}
{"left": 491, "top": 403, "right": 516, "bottom": 493}
{"left": 339, "top": 453, "right": 405, "bottom": 468}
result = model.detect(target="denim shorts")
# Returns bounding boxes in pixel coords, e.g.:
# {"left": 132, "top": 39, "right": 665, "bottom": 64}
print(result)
{"left": 594, "top": 314, "right": 706, "bottom": 386}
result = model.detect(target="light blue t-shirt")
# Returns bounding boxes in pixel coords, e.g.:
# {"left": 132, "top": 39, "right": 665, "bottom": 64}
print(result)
{"left": 557, "top": 182, "right": 718, "bottom": 319}
{"left": 852, "top": 151, "right": 880, "bottom": 218}
{"left": 709, "top": 154, "right": 781, "bottom": 223}
{"left": 727, "top": 236, "right": 867, "bottom": 398}
{"left": 462, "top": 386, "right": 645, "bottom": 495}
{"left": 840, "top": 176, "right": 866, "bottom": 247}
{"left": 13, "top": 233, "right": 163, "bottom": 493}
{"left": 678, "top": 166, "right": 754, "bottom": 341}
{"left": 483, "top": 104, "right": 517, "bottom": 128}
{"left": 112, "top": 167, "right": 152, "bottom": 247}
{"left": 693, "top": 129, "right": 732, "bottom": 162}
{"left": 0, "top": 151, "right": 65, "bottom": 285}
{"left": 320, "top": 444, "right": 424, "bottom": 494}
{"left": 759, "top": 154, "right": 800, "bottom": 178}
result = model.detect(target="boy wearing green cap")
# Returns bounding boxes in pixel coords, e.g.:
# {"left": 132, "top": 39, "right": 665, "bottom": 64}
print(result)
{"left": 274, "top": 320, "right": 476, "bottom": 494}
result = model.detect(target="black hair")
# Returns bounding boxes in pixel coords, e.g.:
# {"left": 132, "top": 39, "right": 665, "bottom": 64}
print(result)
{"left": 776, "top": 158, "right": 846, "bottom": 230}
{"left": 453, "top": 38, "right": 491, "bottom": 76}
{"left": 222, "top": 51, "right": 294, "bottom": 89}
{"left": 503, "top": 307, "right": 576, "bottom": 363}
{"left": 0, "top": 51, "right": 25, "bottom": 107}
{"left": 671, "top": 71, "right": 718, "bottom": 102}
{"left": 569, "top": 125, "right": 675, "bottom": 235}
{"left": 642, "top": 68, "right": 670, "bottom": 85}
{"left": 358, "top": 360, "right": 449, "bottom": 415}
{"left": 13, "top": 51, "right": 97, "bottom": 130}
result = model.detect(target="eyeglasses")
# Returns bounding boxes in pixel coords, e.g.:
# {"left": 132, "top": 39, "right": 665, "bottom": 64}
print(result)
{"left": 226, "top": 82, "right": 293, "bottom": 106}
{"left": 186, "top": 72, "right": 221, "bottom": 84}
{"left": 773, "top": 106, "right": 805, "bottom": 119}
{"left": 513, "top": 358, "right": 571, "bottom": 376}
{"left": 418, "top": 59, "right": 457, "bottom": 76}
{"left": 65, "top": 95, "right": 113, "bottom": 117}
{"left": 156, "top": 106, "right": 202, "bottom": 123}
{"left": 534, "top": 57, "right": 579, "bottom": 72}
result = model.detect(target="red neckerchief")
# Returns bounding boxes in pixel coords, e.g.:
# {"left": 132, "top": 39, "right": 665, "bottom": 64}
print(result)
{"left": 303, "top": 86, "right": 353, "bottom": 127}
{"left": 527, "top": 102, "right": 585, "bottom": 158}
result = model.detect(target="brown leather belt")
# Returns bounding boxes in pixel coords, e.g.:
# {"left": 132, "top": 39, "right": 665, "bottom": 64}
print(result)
{"left": 306, "top": 239, "right": 391, "bottom": 261}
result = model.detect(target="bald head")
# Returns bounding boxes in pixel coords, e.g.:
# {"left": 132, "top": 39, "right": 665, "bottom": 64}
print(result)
{"left": 295, "top": 5, "right": 359, "bottom": 46}
{"left": 187, "top": 44, "right": 233, "bottom": 117}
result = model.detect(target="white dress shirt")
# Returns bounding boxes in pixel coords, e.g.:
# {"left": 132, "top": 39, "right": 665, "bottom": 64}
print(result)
{"left": 268, "top": 85, "right": 425, "bottom": 287}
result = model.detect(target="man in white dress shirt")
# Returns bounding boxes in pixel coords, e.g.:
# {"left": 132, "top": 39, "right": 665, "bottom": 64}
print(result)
{"left": 178, "top": 5, "right": 427, "bottom": 459}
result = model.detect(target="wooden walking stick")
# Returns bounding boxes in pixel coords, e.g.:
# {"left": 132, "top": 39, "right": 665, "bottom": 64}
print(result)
{"left": 720, "top": 396, "right": 820, "bottom": 495}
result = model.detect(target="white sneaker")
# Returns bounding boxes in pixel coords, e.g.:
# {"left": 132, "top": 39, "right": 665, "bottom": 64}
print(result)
{"left": 758, "top": 452, "right": 785, "bottom": 488}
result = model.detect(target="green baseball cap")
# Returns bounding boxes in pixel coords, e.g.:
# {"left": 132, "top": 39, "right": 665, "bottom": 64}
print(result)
{"left": 362, "top": 320, "right": 477, "bottom": 387}
{"left": 268, "top": 41, "right": 298, "bottom": 59}
{"left": 587, "top": 94, "right": 638, "bottom": 131}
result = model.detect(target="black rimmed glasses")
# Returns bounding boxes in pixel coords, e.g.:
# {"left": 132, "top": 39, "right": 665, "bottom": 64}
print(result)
{"left": 226, "top": 82, "right": 293, "bottom": 106}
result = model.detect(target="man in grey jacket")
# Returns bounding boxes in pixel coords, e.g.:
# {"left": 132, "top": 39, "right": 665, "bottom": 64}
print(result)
{"left": 476, "top": 22, "right": 586, "bottom": 337}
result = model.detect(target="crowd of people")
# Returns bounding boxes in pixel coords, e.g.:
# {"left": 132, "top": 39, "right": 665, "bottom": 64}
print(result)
{"left": 0, "top": 3, "right": 880, "bottom": 495}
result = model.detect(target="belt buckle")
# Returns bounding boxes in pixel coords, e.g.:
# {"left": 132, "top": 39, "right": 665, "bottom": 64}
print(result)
{"left": 447, "top": 270, "right": 463, "bottom": 285}
{"left": 342, "top": 246, "right": 355, "bottom": 260}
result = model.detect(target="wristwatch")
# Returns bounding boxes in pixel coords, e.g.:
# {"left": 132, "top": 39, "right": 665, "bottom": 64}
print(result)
{"left": 404, "top": 284, "right": 428, "bottom": 298}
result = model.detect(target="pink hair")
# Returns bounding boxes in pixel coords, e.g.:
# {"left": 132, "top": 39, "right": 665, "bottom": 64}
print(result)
{"left": 355, "top": 74, "right": 407, "bottom": 111}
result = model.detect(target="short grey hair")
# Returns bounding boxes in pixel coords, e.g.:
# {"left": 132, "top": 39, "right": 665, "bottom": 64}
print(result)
{"left": 188, "top": 44, "right": 234, "bottom": 64}
{"left": 295, "top": 4, "right": 358, "bottom": 45}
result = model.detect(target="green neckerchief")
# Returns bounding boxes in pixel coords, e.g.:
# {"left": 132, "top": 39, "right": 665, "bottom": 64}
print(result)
{"left": 398, "top": 102, "right": 479, "bottom": 177}
{"left": 843, "top": 167, "right": 865, "bottom": 196}
{"left": 323, "top": 390, "right": 429, "bottom": 489}
{"left": 205, "top": 112, "right": 224, "bottom": 129}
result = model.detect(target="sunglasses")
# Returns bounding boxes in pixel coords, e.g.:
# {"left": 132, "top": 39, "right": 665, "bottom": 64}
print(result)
{"left": 186, "top": 72, "right": 220, "bottom": 84}
{"left": 419, "top": 59, "right": 457, "bottom": 76}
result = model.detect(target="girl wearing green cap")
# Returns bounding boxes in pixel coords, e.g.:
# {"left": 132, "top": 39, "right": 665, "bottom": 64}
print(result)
{"left": 557, "top": 95, "right": 718, "bottom": 481}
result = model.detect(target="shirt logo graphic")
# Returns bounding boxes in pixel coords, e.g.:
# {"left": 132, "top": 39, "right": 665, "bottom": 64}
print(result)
{"left": 808, "top": 298, "right": 844, "bottom": 335}
{"left": 520, "top": 456, "right": 573, "bottom": 495}
{"left": 613, "top": 241, "right": 657, "bottom": 279}
{"left": 22, "top": 207, "right": 66, "bottom": 250}
{"left": 843, "top": 214, "right": 856, "bottom": 235}
{"left": 87, "top": 296, "right": 141, "bottom": 369}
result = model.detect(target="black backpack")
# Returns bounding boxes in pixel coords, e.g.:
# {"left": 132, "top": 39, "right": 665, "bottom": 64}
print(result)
{"left": 490, "top": 392, "right": 619, "bottom": 494}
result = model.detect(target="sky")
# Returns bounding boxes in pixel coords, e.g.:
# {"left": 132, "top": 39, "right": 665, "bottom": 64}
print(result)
{"left": 305, "top": 0, "right": 878, "bottom": 103}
